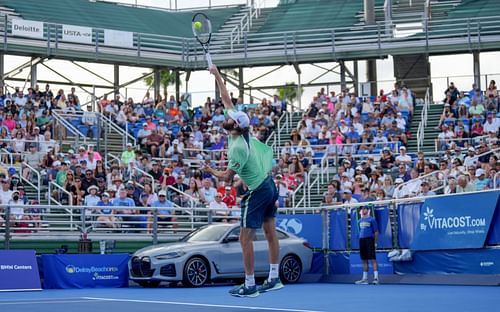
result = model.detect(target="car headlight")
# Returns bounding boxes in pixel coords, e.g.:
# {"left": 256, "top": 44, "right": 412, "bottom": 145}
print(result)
{"left": 154, "top": 251, "right": 186, "bottom": 260}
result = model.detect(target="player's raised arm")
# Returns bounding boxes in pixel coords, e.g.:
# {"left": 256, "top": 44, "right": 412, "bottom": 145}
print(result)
{"left": 209, "top": 64, "right": 235, "bottom": 111}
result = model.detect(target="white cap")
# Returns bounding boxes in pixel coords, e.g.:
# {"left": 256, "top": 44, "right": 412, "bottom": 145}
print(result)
{"left": 395, "top": 178, "right": 404, "bottom": 184}
{"left": 228, "top": 111, "right": 250, "bottom": 129}
{"left": 475, "top": 168, "right": 485, "bottom": 177}
{"left": 468, "top": 147, "right": 475, "bottom": 152}
{"left": 158, "top": 190, "right": 167, "bottom": 196}
{"left": 52, "top": 161, "right": 61, "bottom": 167}
{"left": 400, "top": 146, "right": 406, "bottom": 150}
{"left": 142, "top": 123, "right": 148, "bottom": 126}
{"left": 173, "top": 139, "right": 179, "bottom": 145}
{"left": 127, "top": 143, "right": 133, "bottom": 147}
{"left": 159, "top": 119, "right": 165, "bottom": 123}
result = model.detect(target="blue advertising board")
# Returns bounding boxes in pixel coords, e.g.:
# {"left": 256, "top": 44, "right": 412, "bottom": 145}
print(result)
{"left": 350, "top": 252, "right": 394, "bottom": 274}
{"left": 329, "top": 209, "right": 347, "bottom": 250}
{"left": 397, "top": 202, "right": 422, "bottom": 248}
{"left": 0, "top": 250, "right": 41, "bottom": 291}
{"left": 411, "top": 192, "right": 500, "bottom": 250}
{"left": 394, "top": 248, "right": 500, "bottom": 275}
{"left": 277, "top": 214, "right": 323, "bottom": 248}
{"left": 42, "top": 254, "right": 129, "bottom": 289}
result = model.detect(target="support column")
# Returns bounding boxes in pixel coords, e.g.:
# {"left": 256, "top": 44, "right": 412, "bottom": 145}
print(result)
{"left": 238, "top": 67, "right": 244, "bottom": 102}
{"left": 185, "top": 70, "right": 191, "bottom": 94}
{"left": 340, "top": 61, "right": 346, "bottom": 91}
{"left": 30, "top": 57, "right": 37, "bottom": 89}
{"left": 175, "top": 70, "right": 181, "bottom": 101}
{"left": 0, "top": 53, "right": 4, "bottom": 90}
{"left": 364, "top": 0, "right": 377, "bottom": 96}
{"left": 473, "top": 51, "right": 481, "bottom": 90}
{"left": 353, "top": 60, "right": 359, "bottom": 95}
{"left": 367, "top": 59, "right": 378, "bottom": 96}
{"left": 153, "top": 68, "right": 161, "bottom": 101}
{"left": 293, "top": 63, "right": 302, "bottom": 110}
{"left": 113, "top": 64, "right": 119, "bottom": 97}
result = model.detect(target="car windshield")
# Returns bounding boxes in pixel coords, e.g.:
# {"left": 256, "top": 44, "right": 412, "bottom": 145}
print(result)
{"left": 181, "top": 225, "right": 230, "bottom": 242}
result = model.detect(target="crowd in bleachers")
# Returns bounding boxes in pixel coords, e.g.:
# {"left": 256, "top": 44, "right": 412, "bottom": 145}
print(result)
{"left": 436, "top": 80, "right": 499, "bottom": 150}
{"left": 0, "top": 79, "right": 499, "bottom": 231}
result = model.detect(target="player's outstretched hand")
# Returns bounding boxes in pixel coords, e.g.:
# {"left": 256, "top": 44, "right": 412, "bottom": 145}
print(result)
{"left": 208, "top": 64, "right": 218, "bottom": 75}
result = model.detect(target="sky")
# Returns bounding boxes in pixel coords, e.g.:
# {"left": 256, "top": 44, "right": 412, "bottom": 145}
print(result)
{"left": 3, "top": 0, "right": 500, "bottom": 109}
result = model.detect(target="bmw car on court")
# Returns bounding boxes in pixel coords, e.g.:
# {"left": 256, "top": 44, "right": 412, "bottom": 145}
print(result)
{"left": 129, "top": 223, "right": 313, "bottom": 287}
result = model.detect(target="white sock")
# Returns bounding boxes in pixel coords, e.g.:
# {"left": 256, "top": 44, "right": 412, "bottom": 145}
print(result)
{"left": 374, "top": 271, "right": 379, "bottom": 279}
{"left": 362, "top": 271, "right": 368, "bottom": 280}
{"left": 245, "top": 274, "right": 255, "bottom": 288}
{"left": 269, "top": 264, "right": 279, "bottom": 281}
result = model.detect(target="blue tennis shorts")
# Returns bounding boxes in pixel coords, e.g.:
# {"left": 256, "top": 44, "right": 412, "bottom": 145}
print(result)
{"left": 240, "top": 176, "right": 278, "bottom": 229}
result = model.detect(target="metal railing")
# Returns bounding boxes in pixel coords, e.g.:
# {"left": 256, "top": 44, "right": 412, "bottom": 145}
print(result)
{"left": 434, "top": 134, "right": 490, "bottom": 152}
{"left": 2, "top": 14, "right": 500, "bottom": 69}
{"left": 3, "top": 189, "right": 499, "bottom": 251}
{"left": 229, "top": 0, "right": 264, "bottom": 52}
{"left": 51, "top": 110, "right": 87, "bottom": 149}
{"left": 21, "top": 162, "right": 41, "bottom": 203}
{"left": 416, "top": 88, "right": 430, "bottom": 152}
{"left": 384, "top": 0, "right": 393, "bottom": 35}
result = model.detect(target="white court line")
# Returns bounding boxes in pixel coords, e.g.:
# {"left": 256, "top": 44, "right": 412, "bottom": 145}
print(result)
{"left": 82, "top": 297, "right": 324, "bottom": 312}
{"left": 0, "top": 300, "right": 95, "bottom": 305}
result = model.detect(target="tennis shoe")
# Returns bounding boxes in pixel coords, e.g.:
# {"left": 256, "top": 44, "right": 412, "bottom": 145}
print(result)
{"left": 372, "top": 279, "right": 380, "bottom": 285}
{"left": 229, "top": 284, "right": 259, "bottom": 298}
{"left": 355, "top": 279, "right": 369, "bottom": 285}
{"left": 258, "top": 278, "right": 284, "bottom": 293}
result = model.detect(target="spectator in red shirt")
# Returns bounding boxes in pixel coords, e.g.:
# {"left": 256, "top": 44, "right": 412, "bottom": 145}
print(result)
{"left": 222, "top": 186, "right": 236, "bottom": 208}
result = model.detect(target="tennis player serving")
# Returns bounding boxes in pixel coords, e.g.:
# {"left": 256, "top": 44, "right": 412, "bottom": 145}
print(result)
{"left": 203, "top": 64, "right": 282, "bottom": 298}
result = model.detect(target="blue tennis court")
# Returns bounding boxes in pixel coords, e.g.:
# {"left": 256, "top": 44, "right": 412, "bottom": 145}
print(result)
{"left": 0, "top": 284, "right": 498, "bottom": 312}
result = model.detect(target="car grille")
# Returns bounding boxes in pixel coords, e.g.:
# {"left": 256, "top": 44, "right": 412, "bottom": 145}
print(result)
{"left": 160, "top": 264, "right": 176, "bottom": 277}
{"left": 130, "top": 256, "right": 155, "bottom": 277}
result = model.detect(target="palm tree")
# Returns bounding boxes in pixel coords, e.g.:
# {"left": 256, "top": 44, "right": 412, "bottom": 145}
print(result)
{"left": 277, "top": 82, "right": 303, "bottom": 104}
{"left": 143, "top": 69, "right": 178, "bottom": 99}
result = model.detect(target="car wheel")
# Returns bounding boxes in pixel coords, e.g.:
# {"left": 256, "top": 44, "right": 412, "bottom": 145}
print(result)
{"left": 183, "top": 257, "right": 210, "bottom": 287}
{"left": 280, "top": 254, "right": 302, "bottom": 284}
{"left": 137, "top": 280, "right": 161, "bottom": 288}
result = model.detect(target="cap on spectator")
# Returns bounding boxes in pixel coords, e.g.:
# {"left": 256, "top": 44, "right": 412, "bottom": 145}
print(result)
{"left": 173, "top": 139, "right": 179, "bottom": 145}
{"left": 207, "top": 120, "right": 213, "bottom": 126}
{"left": 142, "top": 123, "right": 148, "bottom": 126}
{"left": 276, "top": 174, "right": 282, "bottom": 179}
{"left": 343, "top": 160, "right": 351, "bottom": 165}
{"left": 296, "top": 148, "right": 304, "bottom": 154}
{"left": 158, "top": 190, "right": 167, "bottom": 196}
{"left": 127, "top": 143, "right": 133, "bottom": 147}
{"left": 342, "top": 189, "right": 352, "bottom": 194}
{"left": 102, "top": 192, "right": 110, "bottom": 197}
{"left": 340, "top": 119, "right": 346, "bottom": 123}
{"left": 383, "top": 146, "right": 390, "bottom": 151}
{"left": 225, "top": 186, "right": 232, "bottom": 191}
{"left": 12, "top": 190, "right": 20, "bottom": 195}
{"left": 395, "top": 178, "right": 404, "bottom": 184}
{"left": 355, "top": 166, "right": 363, "bottom": 171}
{"left": 421, "top": 181, "right": 429, "bottom": 186}
{"left": 160, "top": 119, "right": 165, "bottom": 123}
{"left": 400, "top": 146, "right": 406, "bottom": 150}
{"left": 228, "top": 111, "right": 250, "bottom": 129}
{"left": 475, "top": 168, "right": 485, "bottom": 177}
{"left": 8, "top": 167, "right": 16, "bottom": 175}
{"left": 68, "top": 149, "right": 74, "bottom": 154}
{"left": 87, "top": 185, "right": 99, "bottom": 192}
{"left": 319, "top": 109, "right": 325, "bottom": 113}
{"left": 468, "top": 147, "right": 475, "bottom": 152}
{"left": 397, "top": 112, "right": 402, "bottom": 116}
{"left": 52, "top": 161, "right": 61, "bottom": 167}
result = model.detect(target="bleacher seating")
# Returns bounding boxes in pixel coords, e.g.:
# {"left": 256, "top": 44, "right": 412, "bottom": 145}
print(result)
{"left": 0, "top": 0, "right": 239, "bottom": 37}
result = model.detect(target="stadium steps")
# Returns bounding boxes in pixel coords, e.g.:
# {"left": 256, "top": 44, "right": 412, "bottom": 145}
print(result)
{"left": 407, "top": 103, "right": 444, "bottom": 153}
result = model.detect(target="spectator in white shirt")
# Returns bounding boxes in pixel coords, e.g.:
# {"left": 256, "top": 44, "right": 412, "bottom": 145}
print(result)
{"left": 483, "top": 112, "right": 499, "bottom": 134}
{"left": 395, "top": 146, "right": 412, "bottom": 168}
{"left": 209, "top": 193, "right": 229, "bottom": 222}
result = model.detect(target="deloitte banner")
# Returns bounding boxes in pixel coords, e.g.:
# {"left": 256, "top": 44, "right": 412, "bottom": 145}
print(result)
{"left": 42, "top": 254, "right": 129, "bottom": 289}
{"left": 12, "top": 19, "right": 44, "bottom": 39}
{"left": 411, "top": 192, "right": 500, "bottom": 251}
{"left": 0, "top": 250, "right": 41, "bottom": 291}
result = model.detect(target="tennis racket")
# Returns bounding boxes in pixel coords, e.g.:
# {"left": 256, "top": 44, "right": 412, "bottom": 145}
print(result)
{"left": 192, "top": 12, "right": 213, "bottom": 67}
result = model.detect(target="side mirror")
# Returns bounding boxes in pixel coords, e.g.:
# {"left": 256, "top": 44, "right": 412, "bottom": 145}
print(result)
{"left": 223, "top": 235, "right": 239, "bottom": 243}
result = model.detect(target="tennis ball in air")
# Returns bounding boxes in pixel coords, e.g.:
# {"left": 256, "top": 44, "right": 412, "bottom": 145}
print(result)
{"left": 194, "top": 21, "right": 203, "bottom": 30}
